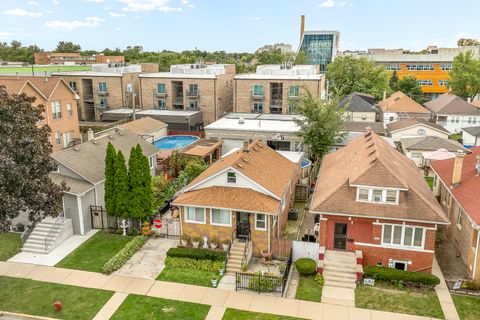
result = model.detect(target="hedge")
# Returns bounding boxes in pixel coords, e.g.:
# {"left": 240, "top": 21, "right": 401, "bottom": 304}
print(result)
{"left": 363, "top": 266, "right": 440, "bottom": 287}
{"left": 101, "top": 235, "right": 148, "bottom": 274}
{"left": 165, "top": 256, "right": 224, "bottom": 272}
{"left": 295, "top": 258, "right": 317, "bottom": 275}
{"left": 166, "top": 247, "right": 226, "bottom": 262}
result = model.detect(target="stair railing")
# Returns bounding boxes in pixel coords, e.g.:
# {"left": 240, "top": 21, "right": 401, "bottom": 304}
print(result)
{"left": 240, "top": 233, "right": 251, "bottom": 270}
{"left": 44, "top": 212, "right": 65, "bottom": 253}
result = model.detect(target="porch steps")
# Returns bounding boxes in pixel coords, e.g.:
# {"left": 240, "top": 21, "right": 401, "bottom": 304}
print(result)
{"left": 225, "top": 241, "right": 246, "bottom": 275}
{"left": 22, "top": 219, "right": 65, "bottom": 254}
{"left": 322, "top": 250, "right": 357, "bottom": 290}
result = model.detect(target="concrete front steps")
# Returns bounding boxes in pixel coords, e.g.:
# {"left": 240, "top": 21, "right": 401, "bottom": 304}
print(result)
{"left": 225, "top": 241, "right": 246, "bottom": 275}
{"left": 22, "top": 217, "right": 73, "bottom": 254}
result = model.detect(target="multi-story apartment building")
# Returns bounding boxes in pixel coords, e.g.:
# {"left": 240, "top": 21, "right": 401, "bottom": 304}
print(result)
{"left": 368, "top": 46, "right": 480, "bottom": 98}
{"left": 234, "top": 65, "right": 324, "bottom": 115}
{"left": 138, "top": 63, "right": 235, "bottom": 125}
{"left": 52, "top": 63, "right": 158, "bottom": 121}
{"left": 0, "top": 77, "right": 81, "bottom": 152}
{"left": 34, "top": 52, "right": 124, "bottom": 65}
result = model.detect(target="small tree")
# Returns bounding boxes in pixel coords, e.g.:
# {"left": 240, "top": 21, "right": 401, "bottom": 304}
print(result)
{"left": 183, "top": 159, "right": 208, "bottom": 183}
{"left": 295, "top": 89, "right": 344, "bottom": 161}
{"left": 389, "top": 70, "right": 399, "bottom": 89}
{"left": 104, "top": 142, "right": 116, "bottom": 215}
{"left": 55, "top": 41, "right": 81, "bottom": 53}
{"left": 114, "top": 151, "right": 129, "bottom": 218}
{"left": 295, "top": 51, "right": 308, "bottom": 65}
{"left": 128, "top": 146, "right": 144, "bottom": 219}
{"left": 448, "top": 51, "right": 480, "bottom": 100}
{"left": 392, "top": 75, "right": 426, "bottom": 103}
{"left": 137, "top": 144, "right": 153, "bottom": 216}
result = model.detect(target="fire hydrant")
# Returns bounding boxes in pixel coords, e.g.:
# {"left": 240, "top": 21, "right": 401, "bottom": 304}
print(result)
{"left": 53, "top": 300, "right": 62, "bottom": 312}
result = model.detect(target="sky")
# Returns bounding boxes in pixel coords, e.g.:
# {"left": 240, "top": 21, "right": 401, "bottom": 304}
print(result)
{"left": 2, "top": 0, "right": 480, "bottom": 53}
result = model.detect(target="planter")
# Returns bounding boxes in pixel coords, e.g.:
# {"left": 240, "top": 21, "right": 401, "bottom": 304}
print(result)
{"left": 222, "top": 243, "right": 230, "bottom": 251}
{"left": 180, "top": 239, "right": 188, "bottom": 247}
{"left": 219, "top": 268, "right": 225, "bottom": 276}
{"left": 192, "top": 241, "right": 200, "bottom": 248}
{"left": 210, "top": 243, "right": 218, "bottom": 250}
{"left": 211, "top": 277, "right": 218, "bottom": 288}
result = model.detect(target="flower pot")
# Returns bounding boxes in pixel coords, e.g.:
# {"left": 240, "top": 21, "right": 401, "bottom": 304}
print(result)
{"left": 211, "top": 278, "right": 218, "bottom": 287}
{"left": 192, "top": 241, "right": 200, "bottom": 248}
{"left": 180, "top": 239, "right": 188, "bottom": 247}
{"left": 222, "top": 243, "right": 230, "bottom": 251}
{"left": 210, "top": 243, "right": 217, "bottom": 250}
{"left": 219, "top": 268, "right": 225, "bottom": 276}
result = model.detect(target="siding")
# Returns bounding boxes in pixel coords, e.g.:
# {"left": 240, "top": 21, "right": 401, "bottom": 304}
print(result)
{"left": 81, "top": 189, "right": 96, "bottom": 234}
{"left": 63, "top": 193, "right": 81, "bottom": 234}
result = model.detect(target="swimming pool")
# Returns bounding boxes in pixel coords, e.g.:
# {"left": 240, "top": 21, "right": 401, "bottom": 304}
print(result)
{"left": 301, "top": 158, "right": 312, "bottom": 168}
{"left": 153, "top": 135, "right": 199, "bottom": 150}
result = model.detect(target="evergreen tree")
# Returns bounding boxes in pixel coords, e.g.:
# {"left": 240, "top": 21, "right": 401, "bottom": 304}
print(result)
{"left": 114, "top": 151, "right": 130, "bottom": 218}
{"left": 104, "top": 142, "right": 117, "bottom": 216}
{"left": 389, "top": 70, "right": 399, "bottom": 89}
{"left": 136, "top": 144, "right": 153, "bottom": 216}
{"left": 128, "top": 146, "right": 144, "bottom": 219}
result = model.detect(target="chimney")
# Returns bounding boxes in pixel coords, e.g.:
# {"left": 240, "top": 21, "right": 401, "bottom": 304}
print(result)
{"left": 243, "top": 140, "right": 249, "bottom": 153}
{"left": 451, "top": 150, "right": 465, "bottom": 186}
{"left": 87, "top": 128, "right": 94, "bottom": 141}
{"left": 476, "top": 155, "right": 480, "bottom": 176}
{"left": 300, "top": 15, "right": 305, "bottom": 41}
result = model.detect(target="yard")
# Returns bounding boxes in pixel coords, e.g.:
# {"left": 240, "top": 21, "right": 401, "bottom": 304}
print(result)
{"left": 223, "top": 308, "right": 300, "bottom": 320}
{"left": 157, "top": 267, "right": 219, "bottom": 287}
{"left": 0, "top": 276, "right": 113, "bottom": 320}
{"left": 355, "top": 282, "right": 444, "bottom": 319}
{"left": 282, "top": 202, "right": 306, "bottom": 240}
{"left": 295, "top": 275, "right": 323, "bottom": 302}
{"left": 56, "top": 232, "right": 133, "bottom": 273}
{"left": 0, "top": 65, "right": 91, "bottom": 74}
{"left": 452, "top": 295, "right": 480, "bottom": 320}
{"left": 111, "top": 294, "right": 210, "bottom": 320}
{"left": 0, "top": 232, "right": 22, "bottom": 261}
{"left": 425, "top": 176, "right": 434, "bottom": 189}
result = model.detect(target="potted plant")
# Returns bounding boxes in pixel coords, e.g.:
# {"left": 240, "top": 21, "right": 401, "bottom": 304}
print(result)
{"left": 211, "top": 276, "right": 219, "bottom": 287}
{"left": 209, "top": 237, "right": 218, "bottom": 250}
{"left": 180, "top": 234, "right": 189, "bottom": 247}
{"left": 222, "top": 239, "right": 230, "bottom": 251}
{"left": 219, "top": 263, "right": 225, "bottom": 276}
{"left": 192, "top": 236, "right": 201, "bottom": 248}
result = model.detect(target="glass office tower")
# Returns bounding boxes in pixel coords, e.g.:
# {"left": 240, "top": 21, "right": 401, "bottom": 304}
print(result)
{"left": 299, "top": 31, "right": 339, "bottom": 73}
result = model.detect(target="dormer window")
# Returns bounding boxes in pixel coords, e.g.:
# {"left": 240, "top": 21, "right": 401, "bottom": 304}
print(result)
{"left": 227, "top": 171, "right": 236, "bottom": 183}
{"left": 356, "top": 187, "right": 399, "bottom": 205}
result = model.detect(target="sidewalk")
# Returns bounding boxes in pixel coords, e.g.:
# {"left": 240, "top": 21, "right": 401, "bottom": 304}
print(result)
{"left": 431, "top": 257, "right": 460, "bottom": 320}
{"left": 0, "top": 261, "right": 441, "bottom": 320}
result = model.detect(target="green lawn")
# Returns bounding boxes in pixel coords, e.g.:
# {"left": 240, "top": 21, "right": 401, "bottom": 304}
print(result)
{"left": 111, "top": 294, "right": 210, "bottom": 320}
{"left": 452, "top": 294, "right": 480, "bottom": 320}
{"left": 56, "top": 232, "right": 132, "bottom": 272}
{"left": 0, "top": 276, "right": 113, "bottom": 320}
{"left": 0, "top": 232, "right": 22, "bottom": 261}
{"left": 295, "top": 275, "right": 323, "bottom": 302}
{"left": 0, "top": 65, "right": 91, "bottom": 73}
{"left": 157, "top": 266, "right": 219, "bottom": 287}
{"left": 223, "top": 308, "right": 301, "bottom": 320}
{"left": 425, "top": 176, "right": 434, "bottom": 189}
{"left": 355, "top": 283, "right": 444, "bottom": 319}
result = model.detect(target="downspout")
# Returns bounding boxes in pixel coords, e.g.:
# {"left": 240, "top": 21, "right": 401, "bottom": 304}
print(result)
{"left": 77, "top": 195, "right": 85, "bottom": 235}
{"left": 120, "top": 76, "right": 125, "bottom": 108}
{"left": 473, "top": 228, "right": 480, "bottom": 279}
{"left": 139, "top": 77, "right": 143, "bottom": 107}
{"left": 214, "top": 78, "right": 217, "bottom": 121}
{"left": 267, "top": 214, "right": 271, "bottom": 253}
{"left": 234, "top": 78, "right": 237, "bottom": 112}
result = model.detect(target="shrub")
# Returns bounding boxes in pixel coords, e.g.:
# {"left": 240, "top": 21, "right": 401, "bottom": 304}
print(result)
{"left": 247, "top": 272, "right": 280, "bottom": 292}
{"left": 165, "top": 256, "right": 224, "bottom": 272}
{"left": 166, "top": 247, "right": 226, "bottom": 262}
{"left": 363, "top": 266, "right": 440, "bottom": 287}
{"left": 295, "top": 258, "right": 317, "bottom": 275}
{"left": 315, "top": 273, "right": 325, "bottom": 286}
{"left": 463, "top": 280, "right": 480, "bottom": 291}
{"left": 101, "top": 235, "right": 147, "bottom": 274}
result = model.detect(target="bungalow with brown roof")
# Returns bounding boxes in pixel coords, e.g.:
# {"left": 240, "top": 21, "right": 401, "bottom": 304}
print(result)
{"left": 178, "top": 139, "right": 222, "bottom": 165}
{"left": 431, "top": 147, "right": 480, "bottom": 280}
{"left": 377, "top": 91, "right": 431, "bottom": 125}
{"left": 386, "top": 118, "right": 449, "bottom": 141}
{"left": 310, "top": 130, "right": 449, "bottom": 274}
{"left": 172, "top": 140, "right": 300, "bottom": 262}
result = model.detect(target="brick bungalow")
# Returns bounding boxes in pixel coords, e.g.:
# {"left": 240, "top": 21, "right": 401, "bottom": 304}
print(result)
{"left": 431, "top": 147, "right": 480, "bottom": 280}
{"left": 172, "top": 140, "right": 300, "bottom": 256}
{"left": 310, "top": 129, "right": 449, "bottom": 272}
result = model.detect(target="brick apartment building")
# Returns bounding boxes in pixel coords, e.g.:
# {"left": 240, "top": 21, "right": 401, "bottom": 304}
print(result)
{"left": 310, "top": 129, "right": 449, "bottom": 273}
{"left": 34, "top": 52, "right": 124, "bottom": 65}
{"left": 139, "top": 63, "right": 235, "bottom": 125}
{"left": 52, "top": 63, "right": 158, "bottom": 121}
{"left": 234, "top": 65, "right": 325, "bottom": 115}
{"left": 0, "top": 77, "right": 81, "bottom": 152}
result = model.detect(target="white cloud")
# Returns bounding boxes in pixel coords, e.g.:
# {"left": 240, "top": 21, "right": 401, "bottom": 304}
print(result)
{"left": 45, "top": 16, "right": 104, "bottom": 30}
{"left": 4, "top": 8, "right": 43, "bottom": 18}
{"left": 28, "top": 1, "right": 39, "bottom": 5}
{"left": 249, "top": 16, "right": 260, "bottom": 21}
{"left": 109, "top": 12, "right": 125, "bottom": 17}
{"left": 85, "top": 0, "right": 105, "bottom": 2}
{"left": 52, "top": 0, "right": 60, "bottom": 4}
{"left": 119, "top": 0, "right": 182, "bottom": 13}
{"left": 181, "top": 0, "right": 195, "bottom": 8}
{"left": 0, "top": 31, "right": 12, "bottom": 39}
{"left": 319, "top": 0, "right": 349, "bottom": 8}
{"left": 115, "top": 27, "right": 123, "bottom": 31}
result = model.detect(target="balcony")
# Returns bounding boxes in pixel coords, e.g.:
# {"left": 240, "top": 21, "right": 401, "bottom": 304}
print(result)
{"left": 186, "top": 90, "right": 199, "bottom": 98}
{"left": 172, "top": 97, "right": 184, "bottom": 105}
{"left": 270, "top": 106, "right": 283, "bottom": 114}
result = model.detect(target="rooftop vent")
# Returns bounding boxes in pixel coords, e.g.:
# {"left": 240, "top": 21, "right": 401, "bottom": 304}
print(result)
{"left": 253, "top": 147, "right": 259, "bottom": 152}
{"left": 242, "top": 158, "right": 248, "bottom": 163}
{"left": 238, "top": 117, "right": 245, "bottom": 124}
{"left": 394, "top": 97, "right": 401, "bottom": 101}
{"left": 237, "top": 162, "right": 243, "bottom": 168}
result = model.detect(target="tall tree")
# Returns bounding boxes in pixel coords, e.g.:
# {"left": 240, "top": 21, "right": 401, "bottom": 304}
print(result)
{"left": 54, "top": 41, "right": 81, "bottom": 53}
{"left": 295, "top": 89, "right": 344, "bottom": 160}
{"left": 294, "top": 51, "right": 308, "bottom": 65}
{"left": 104, "top": 142, "right": 116, "bottom": 216}
{"left": 136, "top": 144, "right": 153, "bottom": 216}
{"left": 127, "top": 146, "right": 144, "bottom": 219}
{"left": 391, "top": 75, "right": 426, "bottom": 103}
{"left": 114, "top": 150, "right": 129, "bottom": 218}
{"left": 389, "top": 70, "right": 399, "bottom": 89}
{"left": 457, "top": 38, "right": 480, "bottom": 47}
{"left": 0, "top": 87, "right": 66, "bottom": 230}
{"left": 326, "top": 56, "right": 389, "bottom": 100}
{"left": 448, "top": 51, "right": 480, "bottom": 100}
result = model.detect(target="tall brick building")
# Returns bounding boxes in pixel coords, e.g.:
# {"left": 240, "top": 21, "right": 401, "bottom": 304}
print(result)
{"left": 139, "top": 64, "right": 235, "bottom": 125}
{"left": 234, "top": 65, "right": 325, "bottom": 115}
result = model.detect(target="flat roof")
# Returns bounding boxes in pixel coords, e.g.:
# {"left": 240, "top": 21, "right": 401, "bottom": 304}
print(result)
{"left": 235, "top": 74, "right": 322, "bottom": 80}
{"left": 225, "top": 113, "right": 303, "bottom": 121}
{"left": 51, "top": 72, "right": 124, "bottom": 77}
{"left": 205, "top": 116, "right": 300, "bottom": 133}
{"left": 139, "top": 73, "right": 217, "bottom": 79}
{"left": 101, "top": 108, "right": 201, "bottom": 116}
{"left": 276, "top": 150, "right": 303, "bottom": 164}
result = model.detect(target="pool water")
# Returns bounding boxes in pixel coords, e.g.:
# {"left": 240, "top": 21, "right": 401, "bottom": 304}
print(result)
{"left": 301, "top": 158, "right": 312, "bottom": 168}
{"left": 154, "top": 135, "right": 199, "bottom": 150}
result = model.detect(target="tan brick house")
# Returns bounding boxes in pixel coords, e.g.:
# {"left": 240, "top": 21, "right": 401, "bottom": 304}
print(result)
{"left": 310, "top": 130, "right": 449, "bottom": 273}
{"left": 234, "top": 65, "right": 325, "bottom": 115}
{"left": 0, "top": 77, "right": 81, "bottom": 152}
{"left": 172, "top": 140, "right": 300, "bottom": 256}
{"left": 139, "top": 63, "right": 235, "bottom": 125}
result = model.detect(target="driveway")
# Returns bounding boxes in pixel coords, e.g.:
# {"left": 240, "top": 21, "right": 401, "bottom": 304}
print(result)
{"left": 113, "top": 237, "right": 178, "bottom": 279}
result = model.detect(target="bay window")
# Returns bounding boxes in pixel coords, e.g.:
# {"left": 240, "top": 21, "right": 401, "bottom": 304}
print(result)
{"left": 210, "top": 209, "right": 231, "bottom": 226}
{"left": 382, "top": 224, "right": 424, "bottom": 249}
{"left": 185, "top": 207, "right": 205, "bottom": 224}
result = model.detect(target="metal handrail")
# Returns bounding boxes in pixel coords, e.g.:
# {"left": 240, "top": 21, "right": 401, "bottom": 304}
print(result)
{"left": 240, "top": 234, "right": 250, "bottom": 269}
{"left": 44, "top": 212, "right": 65, "bottom": 253}
{"left": 20, "top": 225, "right": 34, "bottom": 244}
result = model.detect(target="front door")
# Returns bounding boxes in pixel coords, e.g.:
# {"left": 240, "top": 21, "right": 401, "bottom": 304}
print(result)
{"left": 236, "top": 212, "right": 250, "bottom": 241}
{"left": 333, "top": 222, "right": 347, "bottom": 250}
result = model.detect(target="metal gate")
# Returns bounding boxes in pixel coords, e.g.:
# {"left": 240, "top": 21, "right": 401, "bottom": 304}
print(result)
{"left": 90, "top": 205, "right": 108, "bottom": 229}
{"left": 153, "top": 218, "right": 181, "bottom": 238}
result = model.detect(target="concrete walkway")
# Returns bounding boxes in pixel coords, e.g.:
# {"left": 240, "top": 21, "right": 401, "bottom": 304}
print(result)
{"left": 321, "top": 285, "right": 355, "bottom": 307}
{"left": 0, "top": 261, "right": 441, "bottom": 320}
{"left": 431, "top": 257, "right": 460, "bottom": 320}
{"left": 285, "top": 267, "right": 300, "bottom": 299}
{"left": 8, "top": 230, "right": 98, "bottom": 266}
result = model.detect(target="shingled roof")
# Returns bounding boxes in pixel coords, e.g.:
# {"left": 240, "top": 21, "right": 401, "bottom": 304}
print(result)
{"left": 401, "top": 136, "right": 468, "bottom": 152}
{"left": 386, "top": 118, "right": 449, "bottom": 134}
{"left": 339, "top": 92, "right": 377, "bottom": 113}
{"left": 424, "top": 93, "right": 480, "bottom": 115}
{"left": 378, "top": 91, "right": 430, "bottom": 114}
{"left": 310, "top": 130, "right": 449, "bottom": 224}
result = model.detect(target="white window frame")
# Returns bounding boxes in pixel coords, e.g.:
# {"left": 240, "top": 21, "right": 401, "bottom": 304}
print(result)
{"left": 66, "top": 103, "right": 72, "bottom": 117}
{"left": 55, "top": 131, "right": 61, "bottom": 145}
{"left": 356, "top": 188, "right": 399, "bottom": 205}
{"left": 392, "top": 260, "right": 408, "bottom": 271}
{"left": 51, "top": 101, "right": 61, "bottom": 119}
{"left": 210, "top": 209, "right": 232, "bottom": 227}
{"left": 227, "top": 171, "right": 236, "bottom": 183}
{"left": 255, "top": 213, "right": 267, "bottom": 231}
{"left": 185, "top": 207, "right": 206, "bottom": 224}
{"left": 381, "top": 223, "right": 425, "bottom": 249}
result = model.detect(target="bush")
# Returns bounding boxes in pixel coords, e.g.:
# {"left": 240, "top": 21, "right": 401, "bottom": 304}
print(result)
{"left": 463, "top": 280, "right": 480, "bottom": 291}
{"left": 101, "top": 235, "right": 148, "bottom": 274}
{"left": 315, "top": 273, "right": 325, "bottom": 286}
{"left": 363, "top": 266, "right": 440, "bottom": 287}
{"left": 295, "top": 258, "right": 317, "bottom": 275}
{"left": 165, "top": 256, "right": 224, "bottom": 272}
{"left": 247, "top": 272, "right": 280, "bottom": 292}
{"left": 166, "top": 247, "right": 226, "bottom": 262}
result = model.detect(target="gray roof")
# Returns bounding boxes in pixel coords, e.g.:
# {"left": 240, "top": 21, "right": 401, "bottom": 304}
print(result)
{"left": 424, "top": 93, "right": 480, "bottom": 115}
{"left": 51, "top": 129, "right": 157, "bottom": 184}
{"left": 463, "top": 126, "right": 480, "bottom": 137}
{"left": 339, "top": 93, "right": 377, "bottom": 113}
{"left": 342, "top": 121, "right": 386, "bottom": 135}
{"left": 386, "top": 118, "right": 449, "bottom": 134}
{"left": 50, "top": 172, "right": 93, "bottom": 195}
{"left": 401, "top": 136, "right": 468, "bottom": 152}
